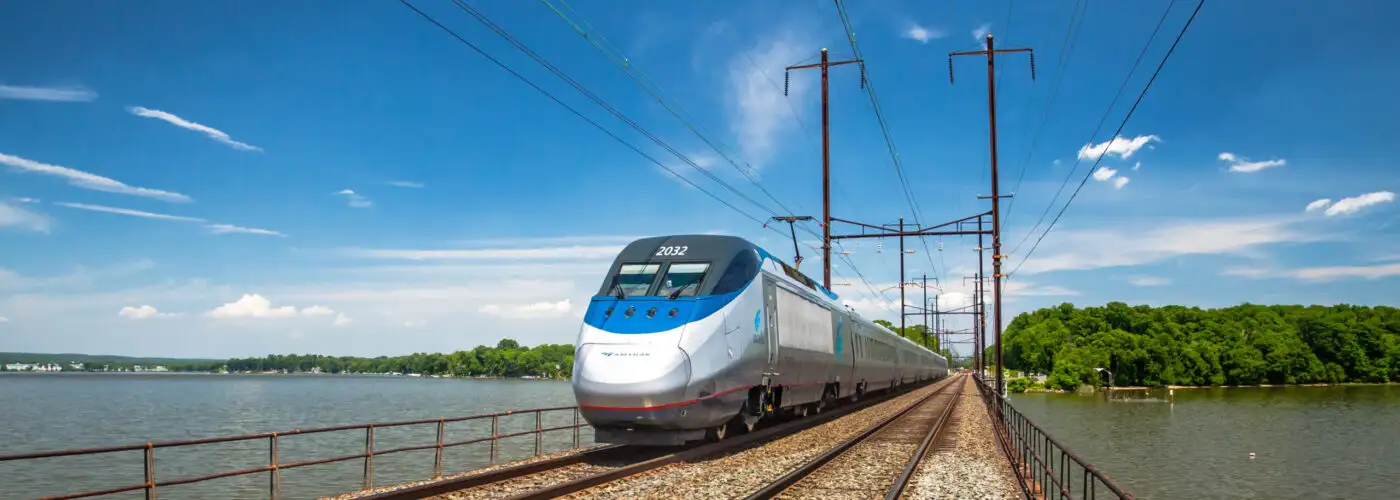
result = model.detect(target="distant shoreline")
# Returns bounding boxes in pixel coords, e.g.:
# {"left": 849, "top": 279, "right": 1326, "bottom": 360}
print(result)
{"left": 0, "top": 371, "right": 571, "bottom": 380}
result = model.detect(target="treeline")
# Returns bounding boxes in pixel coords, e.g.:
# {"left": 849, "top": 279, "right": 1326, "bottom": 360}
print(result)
{"left": 872, "top": 320, "right": 965, "bottom": 367}
{"left": 225, "top": 340, "right": 576, "bottom": 378}
{"left": 1002, "top": 303, "right": 1400, "bottom": 390}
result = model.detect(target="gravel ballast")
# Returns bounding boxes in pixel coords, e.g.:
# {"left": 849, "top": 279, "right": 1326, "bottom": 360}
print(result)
{"left": 903, "top": 379, "right": 1020, "bottom": 500}
{"left": 564, "top": 379, "right": 957, "bottom": 500}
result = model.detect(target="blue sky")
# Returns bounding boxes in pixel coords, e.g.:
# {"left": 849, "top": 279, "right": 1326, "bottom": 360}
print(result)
{"left": 2, "top": 0, "right": 1397, "bottom": 358}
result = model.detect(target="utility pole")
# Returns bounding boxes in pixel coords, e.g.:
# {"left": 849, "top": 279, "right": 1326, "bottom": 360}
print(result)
{"left": 766, "top": 216, "right": 814, "bottom": 270}
{"left": 785, "top": 49, "right": 863, "bottom": 290}
{"left": 921, "top": 273, "right": 929, "bottom": 350}
{"left": 899, "top": 217, "right": 906, "bottom": 334}
{"left": 952, "top": 33, "right": 1034, "bottom": 396}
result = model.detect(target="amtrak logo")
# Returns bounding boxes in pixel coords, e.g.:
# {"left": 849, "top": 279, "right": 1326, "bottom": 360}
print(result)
{"left": 753, "top": 310, "right": 762, "bottom": 333}
{"left": 835, "top": 317, "right": 844, "bottom": 361}
{"left": 600, "top": 352, "right": 649, "bottom": 357}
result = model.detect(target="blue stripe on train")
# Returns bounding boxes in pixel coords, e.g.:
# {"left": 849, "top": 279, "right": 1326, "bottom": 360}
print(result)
{"left": 583, "top": 281, "right": 750, "bottom": 335}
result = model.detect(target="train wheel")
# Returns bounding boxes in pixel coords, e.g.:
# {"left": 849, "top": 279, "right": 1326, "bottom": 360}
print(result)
{"left": 704, "top": 422, "right": 729, "bottom": 442}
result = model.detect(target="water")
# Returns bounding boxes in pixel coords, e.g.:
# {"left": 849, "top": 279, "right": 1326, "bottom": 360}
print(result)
{"left": 0, "top": 373, "right": 587, "bottom": 500}
{"left": 1009, "top": 385, "right": 1400, "bottom": 500}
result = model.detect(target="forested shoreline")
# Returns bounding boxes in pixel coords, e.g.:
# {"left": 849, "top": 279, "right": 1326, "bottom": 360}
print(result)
{"left": 1002, "top": 303, "right": 1400, "bottom": 391}
{"left": 3, "top": 340, "right": 576, "bottom": 379}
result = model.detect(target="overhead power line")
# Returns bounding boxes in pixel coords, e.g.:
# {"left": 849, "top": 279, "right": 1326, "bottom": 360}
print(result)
{"left": 1008, "top": 0, "right": 1204, "bottom": 278}
{"left": 396, "top": 0, "right": 771, "bottom": 227}
{"left": 1009, "top": 0, "right": 1181, "bottom": 259}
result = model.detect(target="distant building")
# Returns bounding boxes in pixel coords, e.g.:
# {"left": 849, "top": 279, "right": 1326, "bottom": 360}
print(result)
{"left": 69, "top": 362, "right": 85, "bottom": 371}
{"left": 2, "top": 363, "right": 61, "bottom": 372}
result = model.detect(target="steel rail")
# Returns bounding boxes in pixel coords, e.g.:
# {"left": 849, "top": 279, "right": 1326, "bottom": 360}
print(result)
{"left": 886, "top": 376, "right": 967, "bottom": 499}
{"left": 496, "top": 377, "right": 949, "bottom": 500}
{"left": 741, "top": 374, "right": 964, "bottom": 500}
{"left": 357, "top": 444, "right": 627, "bottom": 500}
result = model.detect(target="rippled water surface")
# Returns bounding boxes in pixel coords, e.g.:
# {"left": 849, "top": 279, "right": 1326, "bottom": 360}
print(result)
{"left": 1009, "top": 385, "right": 1400, "bottom": 500}
{"left": 0, "top": 373, "right": 585, "bottom": 499}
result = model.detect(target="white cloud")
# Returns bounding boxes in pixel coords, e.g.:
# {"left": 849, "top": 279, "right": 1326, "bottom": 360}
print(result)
{"left": 386, "top": 181, "right": 424, "bottom": 188}
{"left": 118, "top": 305, "right": 177, "bottom": 320}
{"left": 335, "top": 189, "right": 372, "bottom": 208}
{"left": 1305, "top": 198, "right": 1332, "bottom": 213}
{"left": 342, "top": 245, "right": 624, "bottom": 261}
{"left": 206, "top": 294, "right": 299, "bottom": 318}
{"left": 1016, "top": 217, "right": 1308, "bottom": 275}
{"left": 0, "top": 316, "right": 8, "bottom": 323}
{"left": 0, "top": 202, "right": 51, "bottom": 233}
{"left": 0, "top": 84, "right": 97, "bottom": 102}
{"left": 479, "top": 299, "right": 574, "bottom": 319}
{"left": 300, "top": 305, "right": 335, "bottom": 317}
{"left": 1132, "top": 162, "right": 1142, "bottom": 171}
{"left": 1218, "top": 152, "right": 1285, "bottom": 173}
{"left": 1323, "top": 191, "right": 1394, "bottom": 217}
{"left": 333, "top": 313, "right": 352, "bottom": 327}
{"left": 0, "top": 152, "right": 191, "bottom": 202}
{"left": 903, "top": 24, "right": 947, "bottom": 43}
{"left": 1077, "top": 135, "right": 1160, "bottom": 160}
{"left": 1113, "top": 177, "right": 1130, "bottom": 189}
{"left": 1224, "top": 261, "right": 1400, "bottom": 282}
{"left": 1128, "top": 276, "right": 1172, "bottom": 286}
{"left": 206, "top": 224, "right": 287, "bottom": 237}
{"left": 126, "top": 106, "right": 261, "bottom": 152}
{"left": 55, "top": 202, "right": 205, "bottom": 222}
{"left": 728, "top": 33, "right": 810, "bottom": 167}
{"left": 1003, "top": 281, "right": 1079, "bottom": 297}
{"left": 972, "top": 23, "right": 991, "bottom": 42}
{"left": 1092, "top": 167, "right": 1117, "bottom": 181}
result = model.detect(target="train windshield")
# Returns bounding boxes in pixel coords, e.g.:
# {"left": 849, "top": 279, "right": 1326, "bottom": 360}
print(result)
{"left": 608, "top": 263, "right": 661, "bottom": 297}
{"left": 658, "top": 263, "right": 710, "bottom": 298}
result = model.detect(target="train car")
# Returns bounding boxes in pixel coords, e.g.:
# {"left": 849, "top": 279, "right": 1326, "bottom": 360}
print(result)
{"left": 572, "top": 234, "right": 948, "bottom": 445}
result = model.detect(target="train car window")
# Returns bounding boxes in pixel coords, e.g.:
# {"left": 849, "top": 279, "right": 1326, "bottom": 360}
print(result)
{"left": 608, "top": 263, "right": 661, "bottom": 297}
{"left": 657, "top": 263, "right": 710, "bottom": 298}
{"left": 712, "top": 250, "right": 759, "bottom": 294}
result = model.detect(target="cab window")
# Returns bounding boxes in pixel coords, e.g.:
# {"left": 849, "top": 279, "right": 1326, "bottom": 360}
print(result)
{"left": 608, "top": 263, "right": 661, "bottom": 297}
{"left": 657, "top": 263, "right": 710, "bottom": 298}
{"left": 712, "top": 249, "right": 759, "bottom": 294}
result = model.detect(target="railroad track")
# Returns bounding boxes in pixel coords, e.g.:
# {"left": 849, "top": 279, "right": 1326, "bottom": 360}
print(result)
{"left": 742, "top": 374, "right": 966, "bottom": 500}
{"left": 357, "top": 379, "right": 945, "bottom": 500}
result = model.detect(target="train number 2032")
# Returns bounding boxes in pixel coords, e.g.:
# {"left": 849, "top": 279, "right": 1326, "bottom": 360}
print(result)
{"left": 655, "top": 246, "right": 689, "bottom": 256}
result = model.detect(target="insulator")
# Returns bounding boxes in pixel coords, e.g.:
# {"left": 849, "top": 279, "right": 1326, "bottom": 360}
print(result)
{"left": 948, "top": 57, "right": 955, "bottom": 85}
{"left": 784, "top": 71, "right": 790, "bottom": 96}
{"left": 1029, "top": 51, "right": 1037, "bottom": 80}
{"left": 859, "top": 63, "right": 867, "bottom": 90}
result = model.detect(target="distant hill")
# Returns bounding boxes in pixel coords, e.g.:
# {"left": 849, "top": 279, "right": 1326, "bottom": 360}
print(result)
{"left": 0, "top": 352, "right": 223, "bottom": 365}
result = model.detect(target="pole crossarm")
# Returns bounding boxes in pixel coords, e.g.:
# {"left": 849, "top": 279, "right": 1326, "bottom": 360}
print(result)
{"left": 828, "top": 211, "right": 992, "bottom": 240}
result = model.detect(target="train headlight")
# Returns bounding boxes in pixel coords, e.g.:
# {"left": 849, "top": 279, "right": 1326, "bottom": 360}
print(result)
{"left": 646, "top": 307, "right": 657, "bottom": 318}
{"left": 625, "top": 306, "right": 635, "bottom": 318}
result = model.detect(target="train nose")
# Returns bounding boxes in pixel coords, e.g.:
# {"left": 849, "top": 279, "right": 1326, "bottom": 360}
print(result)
{"left": 573, "top": 344, "right": 692, "bottom": 424}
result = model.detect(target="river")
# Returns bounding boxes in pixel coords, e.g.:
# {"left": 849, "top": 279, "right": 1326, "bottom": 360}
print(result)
{"left": 1009, "top": 384, "right": 1400, "bottom": 500}
{"left": 0, "top": 373, "right": 585, "bottom": 500}
{"left": 5, "top": 374, "right": 1397, "bottom": 499}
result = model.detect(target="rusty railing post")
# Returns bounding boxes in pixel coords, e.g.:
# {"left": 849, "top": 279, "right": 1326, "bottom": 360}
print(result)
{"left": 268, "top": 433, "right": 280, "bottom": 500}
{"left": 143, "top": 442, "right": 156, "bottom": 500}
{"left": 434, "top": 418, "right": 446, "bottom": 479}
{"left": 572, "top": 408, "right": 580, "bottom": 449}
{"left": 363, "top": 425, "right": 375, "bottom": 490}
{"left": 534, "top": 410, "right": 543, "bottom": 457}
{"left": 489, "top": 415, "right": 499, "bottom": 465}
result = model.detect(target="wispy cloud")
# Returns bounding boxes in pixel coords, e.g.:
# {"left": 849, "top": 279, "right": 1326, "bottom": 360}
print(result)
{"left": 450, "top": 235, "right": 642, "bottom": 247}
{"left": 0, "top": 201, "right": 51, "bottom": 233}
{"left": 386, "top": 181, "right": 424, "bottom": 189}
{"left": 341, "top": 245, "right": 624, "bottom": 261}
{"left": 1078, "top": 135, "right": 1159, "bottom": 160}
{"left": 1004, "top": 281, "right": 1079, "bottom": 297}
{"left": 1113, "top": 177, "right": 1130, "bottom": 189}
{"left": 1218, "top": 152, "right": 1285, "bottom": 173}
{"left": 206, "top": 224, "right": 287, "bottom": 237}
{"left": 1016, "top": 217, "right": 1311, "bottom": 275}
{"left": 1305, "top": 191, "right": 1395, "bottom": 217}
{"left": 727, "top": 32, "right": 811, "bottom": 167}
{"left": 0, "top": 152, "right": 191, "bottom": 203}
{"left": 1091, "top": 166, "right": 1130, "bottom": 189}
{"left": 1224, "top": 261, "right": 1400, "bottom": 282}
{"left": 972, "top": 23, "right": 991, "bottom": 42}
{"left": 118, "top": 305, "right": 179, "bottom": 320}
{"left": 0, "top": 84, "right": 97, "bottom": 102}
{"left": 50, "top": 202, "right": 199, "bottom": 223}
{"left": 54, "top": 202, "right": 205, "bottom": 222}
{"left": 335, "top": 189, "right": 372, "bottom": 208}
{"left": 903, "top": 24, "right": 947, "bottom": 43}
{"left": 479, "top": 299, "right": 573, "bottom": 319}
{"left": 1128, "top": 275, "right": 1172, "bottom": 287}
{"left": 126, "top": 106, "right": 262, "bottom": 152}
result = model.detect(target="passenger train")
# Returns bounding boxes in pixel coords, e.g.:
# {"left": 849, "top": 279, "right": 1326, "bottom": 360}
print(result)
{"left": 572, "top": 235, "right": 949, "bottom": 445}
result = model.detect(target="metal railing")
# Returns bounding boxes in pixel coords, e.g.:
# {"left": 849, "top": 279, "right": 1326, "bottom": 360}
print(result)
{"left": 973, "top": 375, "right": 1133, "bottom": 500}
{"left": 0, "top": 406, "right": 588, "bottom": 500}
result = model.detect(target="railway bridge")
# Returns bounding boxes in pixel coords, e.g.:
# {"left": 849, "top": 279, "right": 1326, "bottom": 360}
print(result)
{"left": 0, "top": 372, "right": 1128, "bottom": 500}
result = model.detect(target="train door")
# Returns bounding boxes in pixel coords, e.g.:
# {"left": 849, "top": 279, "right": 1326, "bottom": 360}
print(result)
{"left": 761, "top": 277, "right": 780, "bottom": 381}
